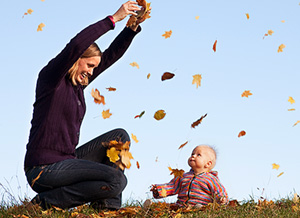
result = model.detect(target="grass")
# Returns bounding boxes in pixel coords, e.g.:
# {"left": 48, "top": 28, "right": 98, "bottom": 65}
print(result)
{"left": 1, "top": 197, "right": 300, "bottom": 218}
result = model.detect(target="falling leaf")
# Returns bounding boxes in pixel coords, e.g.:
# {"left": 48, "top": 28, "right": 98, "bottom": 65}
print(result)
{"left": 106, "top": 87, "right": 116, "bottom": 91}
{"left": 192, "top": 74, "right": 202, "bottom": 88}
{"left": 277, "top": 44, "right": 286, "bottom": 53}
{"left": 130, "top": 62, "right": 139, "bottom": 69}
{"left": 161, "top": 188, "right": 167, "bottom": 197}
{"left": 162, "top": 30, "right": 172, "bottom": 39}
{"left": 131, "top": 133, "right": 139, "bottom": 143}
{"left": 136, "top": 161, "right": 140, "bottom": 169}
{"left": 154, "top": 110, "right": 166, "bottom": 120}
{"left": 288, "top": 96, "right": 295, "bottom": 104}
{"left": 120, "top": 150, "right": 134, "bottom": 169}
{"left": 169, "top": 167, "right": 185, "bottom": 178}
{"left": 102, "top": 109, "right": 112, "bottom": 119}
{"left": 107, "top": 147, "right": 120, "bottom": 163}
{"left": 41, "top": 0, "right": 45, "bottom": 1}
{"left": 288, "top": 108, "right": 295, "bottom": 111}
{"left": 268, "top": 30, "right": 274, "bottom": 35}
{"left": 37, "top": 23, "right": 45, "bottom": 32}
{"left": 238, "top": 130, "right": 246, "bottom": 137}
{"left": 281, "top": 20, "right": 285, "bottom": 23}
{"left": 178, "top": 141, "right": 188, "bottom": 150}
{"left": 245, "top": 13, "right": 250, "bottom": 19}
{"left": 147, "top": 73, "right": 151, "bottom": 79}
{"left": 212, "top": 40, "right": 217, "bottom": 52}
{"left": 293, "top": 120, "right": 300, "bottom": 127}
{"left": 195, "top": 16, "right": 200, "bottom": 20}
{"left": 272, "top": 163, "right": 280, "bottom": 170}
{"left": 23, "top": 9, "right": 33, "bottom": 18}
{"left": 241, "top": 90, "right": 252, "bottom": 98}
{"left": 277, "top": 172, "right": 284, "bottom": 177}
{"left": 91, "top": 88, "right": 105, "bottom": 105}
{"left": 161, "top": 72, "right": 175, "bottom": 81}
{"left": 134, "top": 111, "right": 145, "bottom": 119}
{"left": 191, "top": 113, "right": 207, "bottom": 128}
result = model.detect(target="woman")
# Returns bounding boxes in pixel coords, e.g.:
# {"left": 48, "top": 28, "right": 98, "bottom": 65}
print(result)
{"left": 24, "top": 1, "right": 148, "bottom": 210}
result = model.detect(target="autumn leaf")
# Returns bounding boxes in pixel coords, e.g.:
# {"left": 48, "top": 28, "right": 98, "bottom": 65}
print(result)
{"left": 134, "top": 111, "right": 145, "bottom": 119}
{"left": 192, "top": 74, "right": 202, "bottom": 88}
{"left": 263, "top": 30, "right": 274, "bottom": 39}
{"left": 162, "top": 30, "right": 172, "bottom": 39}
{"left": 277, "top": 172, "right": 284, "bottom": 177}
{"left": 288, "top": 96, "right": 295, "bottom": 104}
{"left": 281, "top": 20, "right": 285, "bottom": 23}
{"left": 130, "top": 62, "right": 139, "bottom": 69}
{"left": 106, "top": 87, "right": 116, "bottom": 91}
{"left": 136, "top": 161, "right": 140, "bottom": 169}
{"left": 147, "top": 73, "right": 151, "bottom": 79}
{"left": 238, "top": 130, "right": 246, "bottom": 137}
{"left": 191, "top": 113, "right": 207, "bottom": 128}
{"left": 195, "top": 16, "right": 200, "bottom": 20}
{"left": 120, "top": 150, "right": 134, "bottom": 169}
{"left": 241, "top": 90, "right": 252, "bottom": 98}
{"left": 161, "top": 72, "right": 175, "bottom": 81}
{"left": 272, "top": 163, "right": 280, "bottom": 170}
{"left": 102, "top": 109, "right": 112, "bottom": 119}
{"left": 245, "top": 13, "right": 250, "bottom": 19}
{"left": 161, "top": 188, "right": 167, "bottom": 197}
{"left": 154, "top": 110, "right": 166, "bottom": 120}
{"left": 107, "top": 147, "right": 120, "bottom": 163}
{"left": 277, "top": 44, "right": 286, "bottom": 53}
{"left": 91, "top": 88, "right": 105, "bottom": 105}
{"left": 178, "top": 141, "right": 188, "bottom": 150}
{"left": 293, "top": 120, "right": 300, "bottom": 127}
{"left": 131, "top": 133, "right": 139, "bottom": 143}
{"left": 213, "top": 40, "right": 217, "bottom": 52}
{"left": 37, "top": 23, "right": 45, "bottom": 32}
{"left": 23, "top": 9, "right": 33, "bottom": 18}
{"left": 288, "top": 109, "right": 295, "bottom": 111}
{"left": 169, "top": 167, "right": 185, "bottom": 178}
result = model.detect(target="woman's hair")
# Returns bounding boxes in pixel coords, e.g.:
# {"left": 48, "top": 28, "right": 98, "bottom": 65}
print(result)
{"left": 69, "top": 43, "right": 102, "bottom": 86}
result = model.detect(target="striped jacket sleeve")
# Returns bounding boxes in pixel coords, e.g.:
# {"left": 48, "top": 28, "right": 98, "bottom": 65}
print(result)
{"left": 154, "top": 176, "right": 182, "bottom": 198}
{"left": 206, "top": 171, "right": 229, "bottom": 204}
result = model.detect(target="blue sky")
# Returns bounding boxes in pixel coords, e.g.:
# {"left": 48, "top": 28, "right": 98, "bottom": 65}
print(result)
{"left": 0, "top": 0, "right": 299, "bottom": 205}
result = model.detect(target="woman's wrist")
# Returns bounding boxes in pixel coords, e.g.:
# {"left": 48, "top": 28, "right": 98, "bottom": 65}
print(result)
{"left": 108, "top": 15, "right": 115, "bottom": 27}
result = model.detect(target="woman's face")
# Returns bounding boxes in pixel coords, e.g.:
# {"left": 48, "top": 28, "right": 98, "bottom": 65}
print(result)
{"left": 75, "top": 56, "right": 101, "bottom": 85}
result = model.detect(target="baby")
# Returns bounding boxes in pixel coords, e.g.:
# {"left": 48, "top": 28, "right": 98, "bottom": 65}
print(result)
{"left": 150, "top": 145, "right": 228, "bottom": 207}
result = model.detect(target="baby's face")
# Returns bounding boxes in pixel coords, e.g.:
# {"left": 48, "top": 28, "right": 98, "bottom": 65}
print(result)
{"left": 188, "top": 146, "right": 212, "bottom": 172}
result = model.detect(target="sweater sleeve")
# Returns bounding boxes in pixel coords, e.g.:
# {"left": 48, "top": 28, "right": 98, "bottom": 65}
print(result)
{"left": 38, "top": 17, "right": 114, "bottom": 87}
{"left": 154, "top": 176, "right": 181, "bottom": 199}
{"left": 87, "top": 25, "right": 141, "bottom": 85}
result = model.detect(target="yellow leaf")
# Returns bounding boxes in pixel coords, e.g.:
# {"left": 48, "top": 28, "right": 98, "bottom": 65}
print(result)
{"left": 102, "top": 109, "right": 112, "bottom": 119}
{"left": 245, "top": 13, "right": 250, "bottom": 19}
{"left": 281, "top": 20, "right": 285, "bottom": 23}
{"left": 288, "top": 96, "right": 295, "bottom": 104}
{"left": 195, "top": 16, "right": 200, "bottom": 20}
{"left": 41, "top": 0, "right": 45, "bottom": 1}
{"left": 27, "top": 9, "right": 33, "bottom": 14}
{"left": 107, "top": 147, "right": 120, "bottom": 163}
{"left": 91, "top": 88, "right": 105, "bottom": 105}
{"left": 293, "top": 120, "right": 300, "bottom": 127}
{"left": 37, "top": 23, "right": 45, "bottom": 32}
{"left": 162, "top": 30, "right": 172, "bottom": 39}
{"left": 277, "top": 44, "right": 286, "bottom": 52}
{"left": 267, "top": 30, "right": 274, "bottom": 35}
{"left": 147, "top": 73, "right": 151, "bottom": 79}
{"left": 120, "top": 150, "right": 134, "bottom": 169}
{"left": 277, "top": 172, "right": 284, "bottom": 177}
{"left": 288, "top": 108, "right": 295, "bottom": 111}
{"left": 192, "top": 74, "right": 202, "bottom": 88}
{"left": 272, "top": 163, "right": 280, "bottom": 170}
{"left": 131, "top": 133, "right": 139, "bottom": 143}
{"left": 241, "top": 90, "right": 252, "bottom": 98}
{"left": 169, "top": 167, "right": 185, "bottom": 178}
{"left": 161, "top": 188, "right": 167, "bottom": 197}
{"left": 154, "top": 109, "right": 166, "bottom": 120}
{"left": 130, "top": 62, "right": 139, "bottom": 69}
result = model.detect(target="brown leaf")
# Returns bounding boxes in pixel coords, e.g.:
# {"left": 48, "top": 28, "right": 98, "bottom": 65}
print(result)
{"left": 154, "top": 110, "right": 166, "bottom": 120}
{"left": 106, "top": 87, "right": 116, "bottom": 91}
{"left": 161, "top": 72, "right": 175, "bottom": 81}
{"left": 136, "top": 161, "right": 140, "bottom": 169}
{"left": 91, "top": 88, "right": 105, "bottom": 105}
{"left": 191, "top": 113, "right": 207, "bottom": 128}
{"left": 213, "top": 40, "right": 217, "bottom": 52}
{"left": 178, "top": 141, "right": 188, "bottom": 150}
{"left": 238, "top": 130, "right": 246, "bottom": 137}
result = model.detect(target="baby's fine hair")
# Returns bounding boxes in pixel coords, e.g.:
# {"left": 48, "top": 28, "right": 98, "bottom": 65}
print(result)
{"left": 197, "top": 145, "right": 218, "bottom": 169}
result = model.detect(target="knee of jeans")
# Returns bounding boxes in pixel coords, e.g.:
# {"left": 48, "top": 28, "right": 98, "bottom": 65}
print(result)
{"left": 114, "top": 128, "right": 130, "bottom": 144}
{"left": 111, "top": 171, "right": 127, "bottom": 194}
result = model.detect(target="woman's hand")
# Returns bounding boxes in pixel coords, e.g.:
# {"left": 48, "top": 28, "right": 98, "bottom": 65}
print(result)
{"left": 112, "top": 1, "right": 141, "bottom": 23}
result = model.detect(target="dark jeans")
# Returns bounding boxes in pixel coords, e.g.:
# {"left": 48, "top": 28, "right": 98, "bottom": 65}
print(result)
{"left": 25, "top": 128, "right": 130, "bottom": 209}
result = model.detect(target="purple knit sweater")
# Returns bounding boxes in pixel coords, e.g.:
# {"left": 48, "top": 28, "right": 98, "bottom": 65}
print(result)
{"left": 25, "top": 17, "right": 140, "bottom": 167}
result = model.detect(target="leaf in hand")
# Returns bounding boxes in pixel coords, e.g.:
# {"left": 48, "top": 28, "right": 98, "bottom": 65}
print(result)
{"left": 192, "top": 74, "right": 202, "bottom": 88}
{"left": 161, "top": 72, "right": 175, "bottom": 81}
{"left": 191, "top": 113, "right": 207, "bottom": 128}
{"left": 154, "top": 110, "right": 166, "bottom": 120}
{"left": 91, "top": 88, "right": 105, "bottom": 105}
{"left": 102, "top": 109, "right": 112, "bottom": 119}
{"left": 107, "top": 147, "right": 120, "bottom": 163}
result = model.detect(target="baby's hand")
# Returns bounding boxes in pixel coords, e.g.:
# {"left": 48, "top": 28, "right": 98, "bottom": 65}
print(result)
{"left": 150, "top": 185, "right": 159, "bottom": 198}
